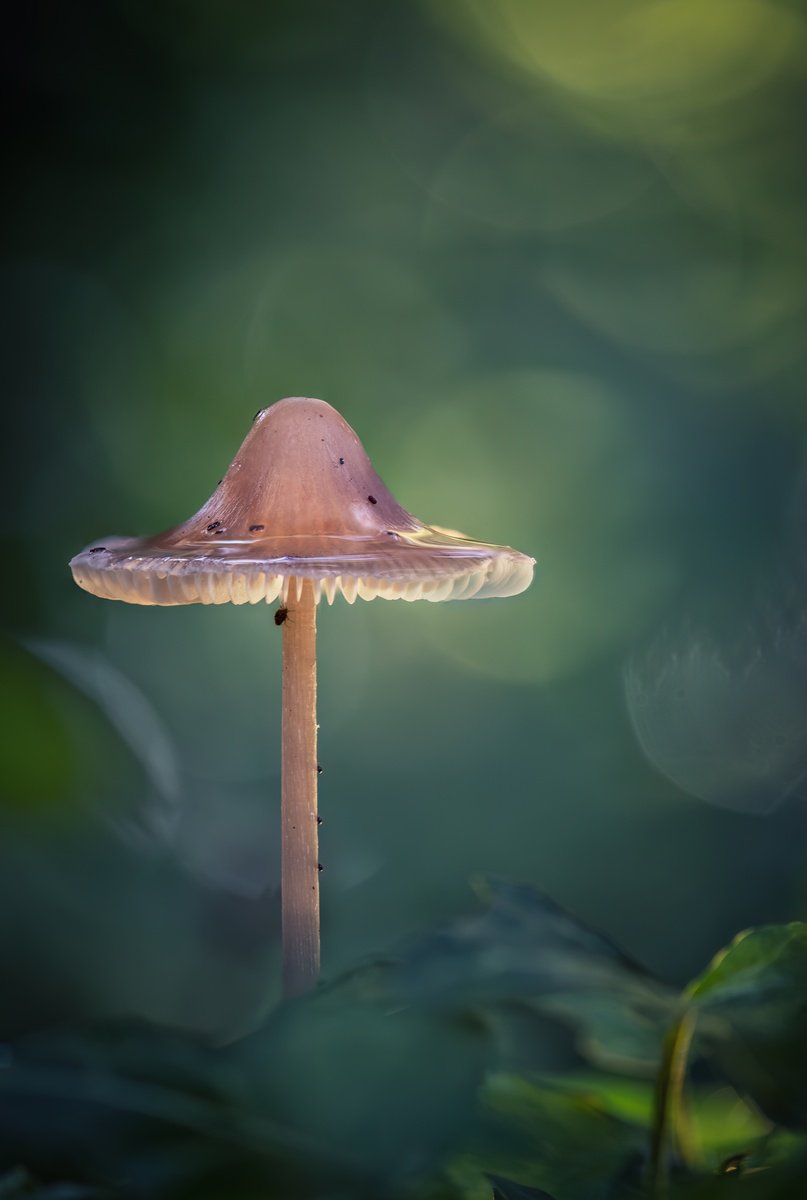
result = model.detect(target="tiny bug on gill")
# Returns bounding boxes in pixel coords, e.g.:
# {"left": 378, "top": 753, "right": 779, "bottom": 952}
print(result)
{"left": 274, "top": 607, "right": 289, "bottom": 626}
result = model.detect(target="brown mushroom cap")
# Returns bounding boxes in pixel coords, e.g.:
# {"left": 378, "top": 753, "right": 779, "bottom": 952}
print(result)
{"left": 70, "top": 397, "right": 535, "bottom": 606}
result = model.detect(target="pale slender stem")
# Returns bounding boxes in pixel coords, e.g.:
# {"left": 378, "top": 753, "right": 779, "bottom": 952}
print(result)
{"left": 280, "top": 578, "right": 319, "bottom": 997}
{"left": 647, "top": 1009, "right": 697, "bottom": 1197}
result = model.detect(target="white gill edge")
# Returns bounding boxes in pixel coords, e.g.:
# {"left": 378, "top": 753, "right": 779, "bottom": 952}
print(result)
{"left": 72, "top": 551, "right": 532, "bottom": 606}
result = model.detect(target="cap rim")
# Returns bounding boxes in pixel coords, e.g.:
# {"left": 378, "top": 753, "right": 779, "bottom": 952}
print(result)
{"left": 70, "top": 549, "right": 535, "bottom": 606}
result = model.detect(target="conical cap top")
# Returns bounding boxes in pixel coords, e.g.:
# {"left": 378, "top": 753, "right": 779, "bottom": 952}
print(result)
{"left": 71, "top": 397, "right": 535, "bottom": 606}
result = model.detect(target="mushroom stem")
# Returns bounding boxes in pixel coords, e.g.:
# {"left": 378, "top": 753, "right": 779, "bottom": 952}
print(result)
{"left": 280, "top": 577, "right": 320, "bottom": 997}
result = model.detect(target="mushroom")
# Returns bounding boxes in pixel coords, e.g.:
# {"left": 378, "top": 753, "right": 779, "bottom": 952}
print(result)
{"left": 70, "top": 397, "right": 534, "bottom": 997}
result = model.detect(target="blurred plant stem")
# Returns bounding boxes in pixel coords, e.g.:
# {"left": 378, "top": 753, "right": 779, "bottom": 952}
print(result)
{"left": 647, "top": 1009, "right": 697, "bottom": 1197}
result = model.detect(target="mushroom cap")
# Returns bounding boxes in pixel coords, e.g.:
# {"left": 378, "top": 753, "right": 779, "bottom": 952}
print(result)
{"left": 70, "top": 397, "right": 535, "bottom": 606}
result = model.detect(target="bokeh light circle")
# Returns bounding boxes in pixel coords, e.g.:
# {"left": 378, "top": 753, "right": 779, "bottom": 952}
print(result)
{"left": 390, "top": 370, "right": 679, "bottom": 684}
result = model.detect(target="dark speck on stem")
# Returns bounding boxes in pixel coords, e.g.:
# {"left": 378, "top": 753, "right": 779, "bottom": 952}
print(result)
{"left": 317, "top": 863, "right": 323, "bottom": 872}
{"left": 207, "top": 521, "right": 221, "bottom": 532}
{"left": 368, "top": 495, "right": 377, "bottom": 505}
{"left": 317, "top": 816, "right": 323, "bottom": 825}
{"left": 89, "top": 547, "right": 107, "bottom": 553}
{"left": 274, "top": 607, "right": 289, "bottom": 626}
{"left": 338, "top": 457, "right": 344, "bottom": 465}
{"left": 317, "top": 764, "right": 323, "bottom": 774}
{"left": 249, "top": 524, "right": 265, "bottom": 532}
{"left": 213, "top": 529, "right": 225, "bottom": 535}
{"left": 386, "top": 531, "right": 399, "bottom": 539}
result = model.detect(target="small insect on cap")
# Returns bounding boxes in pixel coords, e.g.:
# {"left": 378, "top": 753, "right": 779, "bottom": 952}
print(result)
{"left": 70, "top": 396, "right": 535, "bottom": 606}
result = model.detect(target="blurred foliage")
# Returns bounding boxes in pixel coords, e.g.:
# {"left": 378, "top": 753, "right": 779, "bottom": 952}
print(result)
{"left": 686, "top": 924, "right": 807, "bottom": 1129}
{"left": 0, "top": 642, "right": 77, "bottom": 814}
{"left": 4, "top": 881, "right": 807, "bottom": 1197}
{"left": 3, "top": 0, "right": 807, "bottom": 1194}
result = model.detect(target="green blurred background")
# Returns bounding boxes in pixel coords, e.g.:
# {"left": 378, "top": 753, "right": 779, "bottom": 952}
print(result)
{"left": 2, "top": 0, "right": 807, "bottom": 1039}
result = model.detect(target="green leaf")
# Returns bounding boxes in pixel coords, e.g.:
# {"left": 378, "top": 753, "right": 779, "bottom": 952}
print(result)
{"left": 686, "top": 923, "right": 807, "bottom": 1006}
{"left": 667, "top": 1137, "right": 807, "bottom": 1199}
{"left": 487, "top": 1173, "right": 556, "bottom": 1200}
{"left": 25, "top": 638, "right": 180, "bottom": 842}
{"left": 685, "top": 923, "right": 807, "bottom": 1129}
{"left": 0, "top": 1021, "right": 382, "bottom": 1199}
{"left": 388, "top": 877, "right": 675, "bottom": 1075}
{"left": 534, "top": 991, "right": 668, "bottom": 1076}
{"left": 234, "top": 983, "right": 491, "bottom": 1186}
{"left": 0, "top": 1177, "right": 108, "bottom": 1200}
{"left": 538, "top": 1072, "right": 771, "bottom": 1165}
{"left": 0, "top": 640, "right": 77, "bottom": 814}
{"left": 447, "top": 1075, "right": 646, "bottom": 1200}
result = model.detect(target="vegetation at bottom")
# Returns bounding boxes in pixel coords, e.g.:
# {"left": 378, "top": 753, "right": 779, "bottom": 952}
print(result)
{"left": 1, "top": 878, "right": 806, "bottom": 1199}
